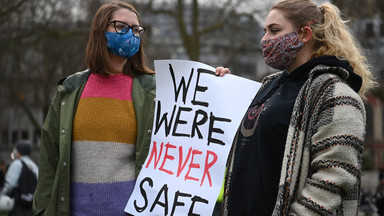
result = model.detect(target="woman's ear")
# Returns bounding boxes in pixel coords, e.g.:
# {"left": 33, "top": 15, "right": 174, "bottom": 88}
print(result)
{"left": 300, "top": 26, "right": 313, "bottom": 43}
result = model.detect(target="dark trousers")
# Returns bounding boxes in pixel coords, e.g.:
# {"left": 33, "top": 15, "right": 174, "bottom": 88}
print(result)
{"left": 9, "top": 205, "right": 33, "bottom": 216}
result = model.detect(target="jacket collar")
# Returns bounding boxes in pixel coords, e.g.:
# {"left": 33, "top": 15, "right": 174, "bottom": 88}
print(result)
{"left": 296, "top": 55, "right": 362, "bottom": 93}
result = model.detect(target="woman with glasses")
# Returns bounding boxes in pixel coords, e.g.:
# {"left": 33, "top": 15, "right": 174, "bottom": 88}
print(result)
{"left": 216, "top": 0, "right": 376, "bottom": 215}
{"left": 31, "top": 2, "right": 220, "bottom": 216}
{"left": 33, "top": 2, "right": 150, "bottom": 216}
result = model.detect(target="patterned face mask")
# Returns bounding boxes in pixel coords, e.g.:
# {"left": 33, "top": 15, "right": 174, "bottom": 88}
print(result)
{"left": 105, "top": 28, "right": 140, "bottom": 59}
{"left": 260, "top": 31, "right": 304, "bottom": 70}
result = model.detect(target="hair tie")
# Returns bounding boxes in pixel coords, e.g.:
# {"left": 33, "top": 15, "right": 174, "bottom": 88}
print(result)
{"left": 319, "top": 7, "right": 325, "bottom": 14}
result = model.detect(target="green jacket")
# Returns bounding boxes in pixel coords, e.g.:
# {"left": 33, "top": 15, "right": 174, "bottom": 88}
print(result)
{"left": 33, "top": 70, "right": 156, "bottom": 216}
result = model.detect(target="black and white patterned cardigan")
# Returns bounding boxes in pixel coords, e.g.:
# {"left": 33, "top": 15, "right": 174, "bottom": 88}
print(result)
{"left": 224, "top": 65, "right": 366, "bottom": 216}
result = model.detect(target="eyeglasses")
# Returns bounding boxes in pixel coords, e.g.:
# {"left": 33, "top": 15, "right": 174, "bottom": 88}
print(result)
{"left": 108, "top": 20, "right": 145, "bottom": 38}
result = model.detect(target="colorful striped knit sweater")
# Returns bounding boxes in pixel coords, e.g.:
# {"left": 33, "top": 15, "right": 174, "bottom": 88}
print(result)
{"left": 71, "top": 73, "right": 137, "bottom": 216}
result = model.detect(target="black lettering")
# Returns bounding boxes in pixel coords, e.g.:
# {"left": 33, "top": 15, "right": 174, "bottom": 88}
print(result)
{"left": 191, "top": 68, "right": 212, "bottom": 107}
{"left": 172, "top": 106, "right": 192, "bottom": 137}
{"left": 134, "top": 177, "right": 153, "bottom": 212}
{"left": 170, "top": 191, "right": 192, "bottom": 216}
{"left": 154, "top": 101, "right": 177, "bottom": 136}
{"left": 191, "top": 109, "right": 208, "bottom": 139}
{"left": 188, "top": 196, "right": 209, "bottom": 216}
{"left": 208, "top": 112, "right": 231, "bottom": 146}
{"left": 169, "top": 64, "right": 194, "bottom": 104}
{"left": 150, "top": 184, "right": 169, "bottom": 215}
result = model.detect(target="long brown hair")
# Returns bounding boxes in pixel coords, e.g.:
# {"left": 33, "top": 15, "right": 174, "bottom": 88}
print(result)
{"left": 271, "top": 0, "right": 375, "bottom": 96}
{"left": 85, "top": 2, "right": 154, "bottom": 76}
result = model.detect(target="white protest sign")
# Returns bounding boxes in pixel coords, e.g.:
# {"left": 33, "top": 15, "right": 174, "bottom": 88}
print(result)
{"left": 125, "top": 60, "right": 261, "bottom": 215}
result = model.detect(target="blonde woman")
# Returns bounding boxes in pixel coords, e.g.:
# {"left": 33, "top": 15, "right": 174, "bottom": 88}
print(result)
{"left": 217, "top": 0, "right": 376, "bottom": 215}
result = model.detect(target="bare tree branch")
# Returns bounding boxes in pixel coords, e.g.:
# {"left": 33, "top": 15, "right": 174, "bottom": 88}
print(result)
{"left": 0, "top": 0, "right": 28, "bottom": 17}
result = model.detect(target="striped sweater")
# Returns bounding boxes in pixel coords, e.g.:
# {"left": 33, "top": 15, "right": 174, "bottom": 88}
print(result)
{"left": 71, "top": 73, "right": 137, "bottom": 216}
{"left": 224, "top": 64, "right": 366, "bottom": 216}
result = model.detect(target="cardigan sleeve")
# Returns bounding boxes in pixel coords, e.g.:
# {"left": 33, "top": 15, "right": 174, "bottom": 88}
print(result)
{"left": 290, "top": 78, "right": 365, "bottom": 215}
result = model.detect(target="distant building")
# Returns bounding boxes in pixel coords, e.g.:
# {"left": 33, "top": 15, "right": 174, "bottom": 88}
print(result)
{"left": 353, "top": 15, "right": 384, "bottom": 170}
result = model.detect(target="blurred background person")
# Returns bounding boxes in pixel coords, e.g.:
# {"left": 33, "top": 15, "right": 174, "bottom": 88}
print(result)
{"left": 0, "top": 140, "right": 38, "bottom": 216}
{"left": 0, "top": 161, "right": 7, "bottom": 190}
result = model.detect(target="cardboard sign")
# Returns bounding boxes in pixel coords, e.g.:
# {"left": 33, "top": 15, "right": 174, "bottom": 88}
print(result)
{"left": 125, "top": 60, "right": 261, "bottom": 215}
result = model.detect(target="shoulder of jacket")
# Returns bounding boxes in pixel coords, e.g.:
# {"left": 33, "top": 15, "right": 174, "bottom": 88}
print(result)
{"left": 58, "top": 69, "right": 91, "bottom": 94}
{"left": 310, "top": 65, "right": 349, "bottom": 82}
{"left": 262, "top": 71, "right": 284, "bottom": 84}
{"left": 258, "top": 71, "right": 283, "bottom": 93}
{"left": 135, "top": 73, "right": 156, "bottom": 91}
{"left": 13, "top": 159, "right": 22, "bottom": 164}
{"left": 20, "top": 157, "right": 38, "bottom": 173}
{"left": 308, "top": 66, "right": 362, "bottom": 101}
{"left": 8, "top": 159, "right": 23, "bottom": 170}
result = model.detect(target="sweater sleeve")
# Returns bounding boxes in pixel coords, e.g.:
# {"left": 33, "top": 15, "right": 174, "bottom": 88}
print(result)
{"left": 290, "top": 80, "right": 365, "bottom": 215}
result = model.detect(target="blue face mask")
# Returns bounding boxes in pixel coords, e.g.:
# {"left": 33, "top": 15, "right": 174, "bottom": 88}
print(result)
{"left": 105, "top": 28, "right": 140, "bottom": 59}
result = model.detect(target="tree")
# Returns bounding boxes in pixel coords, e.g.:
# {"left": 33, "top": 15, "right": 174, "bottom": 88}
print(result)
{"left": 0, "top": 0, "right": 268, "bottom": 144}
{"left": 143, "top": 0, "right": 265, "bottom": 62}
{"left": 0, "top": 0, "right": 89, "bottom": 136}
{"left": 330, "top": 0, "right": 384, "bottom": 100}
{"left": 331, "top": 0, "right": 384, "bottom": 19}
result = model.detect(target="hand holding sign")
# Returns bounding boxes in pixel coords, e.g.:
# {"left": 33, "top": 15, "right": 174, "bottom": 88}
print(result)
{"left": 125, "top": 60, "right": 260, "bottom": 216}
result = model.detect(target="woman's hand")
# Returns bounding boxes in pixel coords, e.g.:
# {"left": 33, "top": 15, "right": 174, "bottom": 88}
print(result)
{"left": 215, "top": 67, "right": 231, "bottom": 77}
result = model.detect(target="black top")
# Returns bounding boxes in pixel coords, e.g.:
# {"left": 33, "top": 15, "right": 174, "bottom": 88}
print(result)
{"left": 226, "top": 56, "right": 359, "bottom": 216}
